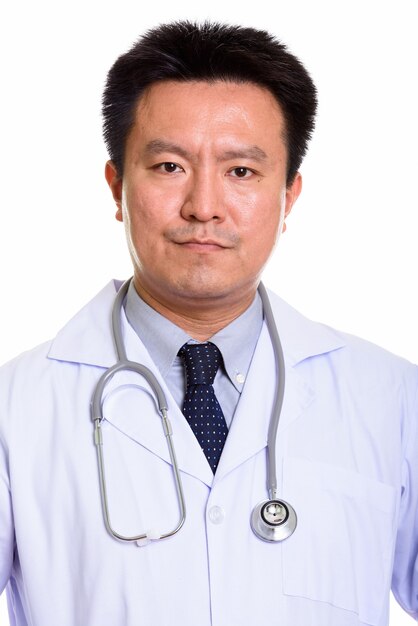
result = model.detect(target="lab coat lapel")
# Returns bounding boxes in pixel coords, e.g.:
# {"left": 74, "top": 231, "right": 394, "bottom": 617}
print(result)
{"left": 214, "top": 288, "right": 344, "bottom": 483}
{"left": 214, "top": 323, "right": 314, "bottom": 482}
{"left": 107, "top": 319, "right": 214, "bottom": 487}
{"left": 100, "top": 368, "right": 214, "bottom": 488}
{"left": 48, "top": 280, "right": 214, "bottom": 487}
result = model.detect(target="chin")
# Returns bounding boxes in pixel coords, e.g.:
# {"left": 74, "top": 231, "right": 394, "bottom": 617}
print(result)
{"left": 168, "top": 271, "right": 248, "bottom": 302}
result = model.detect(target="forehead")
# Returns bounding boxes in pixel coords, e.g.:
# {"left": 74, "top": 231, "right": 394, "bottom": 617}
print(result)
{"left": 129, "top": 80, "right": 286, "bottom": 152}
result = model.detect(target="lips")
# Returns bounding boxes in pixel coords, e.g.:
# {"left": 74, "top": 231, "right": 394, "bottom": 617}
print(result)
{"left": 178, "top": 239, "right": 228, "bottom": 251}
{"left": 171, "top": 235, "right": 232, "bottom": 250}
{"left": 182, "top": 238, "right": 226, "bottom": 246}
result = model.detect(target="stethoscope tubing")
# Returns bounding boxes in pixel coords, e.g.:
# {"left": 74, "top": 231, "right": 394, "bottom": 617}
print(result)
{"left": 257, "top": 282, "right": 286, "bottom": 501}
{"left": 91, "top": 280, "right": 186, "bottom": 543}
{"left": 91, "top": 278, "right": 295, "bottom": 544}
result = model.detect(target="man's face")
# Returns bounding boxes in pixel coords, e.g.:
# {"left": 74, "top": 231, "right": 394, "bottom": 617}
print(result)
{"left": 106, "top": 80, "right": 301, "bottom": 310}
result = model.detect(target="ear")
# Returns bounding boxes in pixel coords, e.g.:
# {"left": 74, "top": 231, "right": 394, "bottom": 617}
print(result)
{"left": 105, "top": 160, "right": 123, "bottom": 222}
{"left": 282, "top": 172, "right": 302, "bottom": 233}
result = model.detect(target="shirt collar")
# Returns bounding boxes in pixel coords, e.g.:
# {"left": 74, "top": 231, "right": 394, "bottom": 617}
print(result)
{"left": 208, "top": 295, "right": 263, "bottom": 391}
{"left": 47, "top": 279, "right": 346, "bottom": 370}
{"left": 124, "top": 282, "right": 263, "bottom": 392}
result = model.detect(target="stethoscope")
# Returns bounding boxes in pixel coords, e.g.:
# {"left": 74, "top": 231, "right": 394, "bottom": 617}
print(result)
{"left": 91, "top": 278, "right": 297, "bottom": 545}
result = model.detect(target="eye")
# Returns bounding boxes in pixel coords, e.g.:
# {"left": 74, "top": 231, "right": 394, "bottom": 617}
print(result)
{"left": 155, "top": 162, "right": 183, "bottom": 174}
{"left": 229, "top": 167, "right": 254, "bottom": 179}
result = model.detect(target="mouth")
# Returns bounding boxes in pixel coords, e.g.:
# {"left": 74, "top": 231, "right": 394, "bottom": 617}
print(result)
{"left": 174, "top": 238, "right": 231, "bottom": 252}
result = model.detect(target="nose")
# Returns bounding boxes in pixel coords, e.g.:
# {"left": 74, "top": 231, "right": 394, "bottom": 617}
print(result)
{"left": 180, "top": 168, "right": 225, "bottom": 223}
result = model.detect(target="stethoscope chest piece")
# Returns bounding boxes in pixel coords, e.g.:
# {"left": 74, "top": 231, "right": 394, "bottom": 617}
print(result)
{"left": 251, "top": 499, "right": 297, "bottom": 542}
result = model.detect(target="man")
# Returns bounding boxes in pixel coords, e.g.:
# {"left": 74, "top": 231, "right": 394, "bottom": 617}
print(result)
{"left": 0, "top": 21, "right": 417, "bottom": 626}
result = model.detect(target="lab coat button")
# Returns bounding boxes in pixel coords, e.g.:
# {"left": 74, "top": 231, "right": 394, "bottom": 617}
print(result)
{"left": 208, "top": 506, "right": 225, "bottom": 524}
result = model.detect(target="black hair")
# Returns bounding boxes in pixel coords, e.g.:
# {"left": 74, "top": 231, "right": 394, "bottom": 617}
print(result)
{"left": 102, "top": 21, "right": 317, "bottom": 184}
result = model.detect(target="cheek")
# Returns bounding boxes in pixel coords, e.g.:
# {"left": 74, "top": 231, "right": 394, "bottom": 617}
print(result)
{"left": 122, "top": 183, "right": 178, "bottom": 236}
{"left": 231, "top": 188, "right": 282, "bottom": 249}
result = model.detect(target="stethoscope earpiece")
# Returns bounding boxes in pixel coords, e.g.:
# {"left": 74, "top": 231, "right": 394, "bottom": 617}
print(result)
{"left": 251, "top": 499, "right": 297, "bottom": 542}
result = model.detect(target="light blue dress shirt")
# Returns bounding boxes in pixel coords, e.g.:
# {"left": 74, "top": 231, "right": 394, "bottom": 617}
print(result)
{"left": 124, "top": 281, "right": 263, "bottom": 427}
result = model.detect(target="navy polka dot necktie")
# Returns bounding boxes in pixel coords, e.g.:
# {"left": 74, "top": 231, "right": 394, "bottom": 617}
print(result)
{"left": 178, "top": 342, "right": 228, "bottom": 473}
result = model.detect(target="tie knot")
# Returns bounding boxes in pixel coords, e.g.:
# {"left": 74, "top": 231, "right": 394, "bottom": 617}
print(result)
{"left": 178, "top": 342, "right": 222, "bottom": 386}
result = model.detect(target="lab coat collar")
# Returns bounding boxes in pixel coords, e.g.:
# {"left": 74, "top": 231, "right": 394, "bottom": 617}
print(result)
{"left": 48, "top": 279, "right": 345, "bottom": 369}
{"left": 48, "top": 280, "right": 123, "bottom": 367}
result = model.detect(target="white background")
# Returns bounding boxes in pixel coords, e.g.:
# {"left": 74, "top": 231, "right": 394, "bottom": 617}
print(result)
{"left": 0, "top": 0, "right": 416, "bottom": 623}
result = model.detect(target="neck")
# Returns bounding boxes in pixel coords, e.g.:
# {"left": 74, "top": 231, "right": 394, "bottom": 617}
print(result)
{"left": 133, "top": 281, "right": 257, "bottom": 341}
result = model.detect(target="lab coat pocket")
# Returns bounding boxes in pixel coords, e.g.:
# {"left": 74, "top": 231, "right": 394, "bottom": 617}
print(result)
{"left": 282, "top": 456, "right": 396, "bottom": 625}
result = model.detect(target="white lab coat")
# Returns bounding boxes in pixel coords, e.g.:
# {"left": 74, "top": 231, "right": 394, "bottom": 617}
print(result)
{"left": 0, "top": 280, "right": 417, "bottom": 626}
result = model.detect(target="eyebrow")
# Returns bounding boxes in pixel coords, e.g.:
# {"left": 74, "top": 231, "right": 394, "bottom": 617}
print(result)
{"left": 217, "top": 147, "right": 268, "bottom": 163}
{"left": 144, "top": 139, "right": 192, "bottom": 161}
{"left": 143, "top": 139, "right": 268, "bottom": 163}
